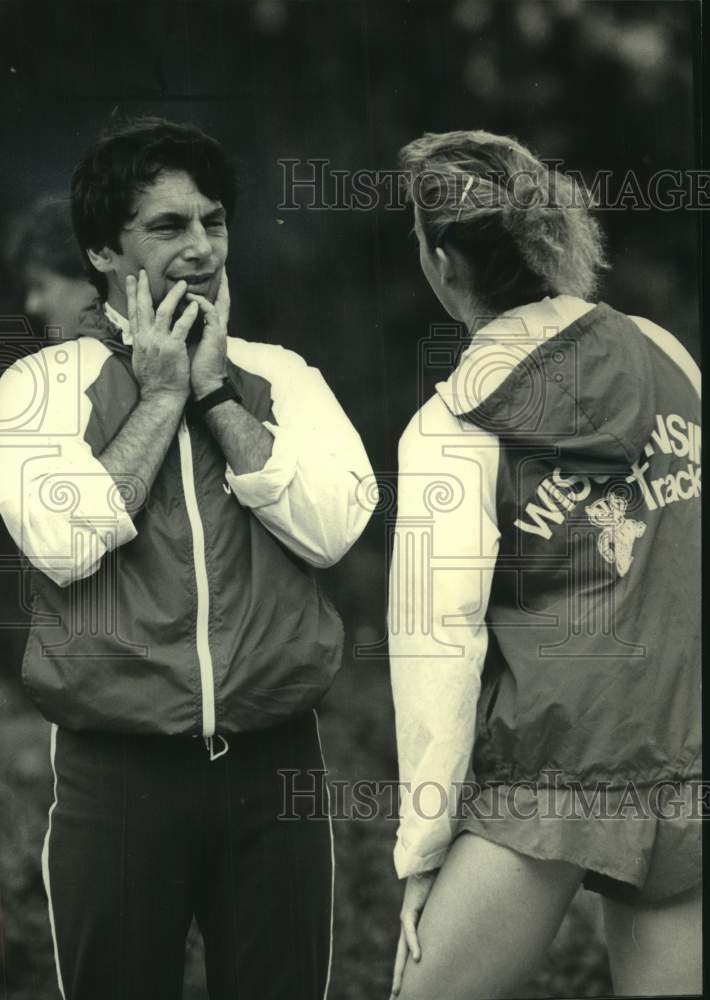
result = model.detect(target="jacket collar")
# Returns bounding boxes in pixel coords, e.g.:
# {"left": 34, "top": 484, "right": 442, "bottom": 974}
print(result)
{"left": 76, "top": 298, "right": 132, "bottom": 357}
{"left": 436, "top": 295, "right": 595, "bottom": 415}
{"left": 104, "top": 301, "right": 132, "bottom": 342}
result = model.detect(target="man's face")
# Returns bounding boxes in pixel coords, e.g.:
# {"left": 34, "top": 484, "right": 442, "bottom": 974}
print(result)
{"left": 100, "top": 168, "right": 228, "bottom": 312}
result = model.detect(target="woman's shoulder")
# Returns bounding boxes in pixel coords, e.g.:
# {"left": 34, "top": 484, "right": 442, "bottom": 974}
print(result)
{"left": 397, "top": 391, "right": 500, "bottom": 478}
{"left": 626, "top": 313, "right": 700, "bottom": 397}
{"left": 398, "top": 393, "right": 464, "bottom": 452}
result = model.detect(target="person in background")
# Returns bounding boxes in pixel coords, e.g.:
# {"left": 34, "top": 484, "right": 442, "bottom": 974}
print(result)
{"left": 6, "top": 195, "right": 95, "bottom": 338}
{"left": 2, "top": 200, "right": 96, "bottom": 669}
{"left": 388, "top": 129, "right": 701, "bottom": 999}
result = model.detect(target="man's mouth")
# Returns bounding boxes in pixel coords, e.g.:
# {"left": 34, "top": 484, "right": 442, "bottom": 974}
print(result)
{"left": 173, "top": 273, "right": 215, "bottom": 292}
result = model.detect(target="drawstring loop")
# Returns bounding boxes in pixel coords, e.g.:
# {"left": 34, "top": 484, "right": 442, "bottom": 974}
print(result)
{"left": 204, "top": 735, "right": 230, "bottom": 761}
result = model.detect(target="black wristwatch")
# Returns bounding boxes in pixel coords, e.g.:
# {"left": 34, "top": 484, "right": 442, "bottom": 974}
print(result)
{"left": 193, "top": 378, "right": 242, "bottom": 417}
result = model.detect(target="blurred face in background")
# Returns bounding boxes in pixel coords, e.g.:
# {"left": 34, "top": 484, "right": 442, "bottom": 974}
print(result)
{"left": 89, "top": 169, "right": 228, "bottom": 314}
{"left": 23, "top": 263, "right": 95, "bottom": 337}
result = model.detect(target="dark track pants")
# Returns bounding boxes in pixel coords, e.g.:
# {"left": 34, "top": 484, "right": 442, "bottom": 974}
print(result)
{"left": 42, "top": 712, "right": 333, "bottom": 1000}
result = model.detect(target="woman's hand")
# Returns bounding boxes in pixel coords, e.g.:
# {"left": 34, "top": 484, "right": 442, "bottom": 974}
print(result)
{"left": 390, "top": 870, "right": 437, "bottom": 998}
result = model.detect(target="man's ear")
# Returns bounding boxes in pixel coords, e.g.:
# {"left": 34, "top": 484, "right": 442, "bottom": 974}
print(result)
{"left": 86, "top": 247, "right": 117, "bottom": 275}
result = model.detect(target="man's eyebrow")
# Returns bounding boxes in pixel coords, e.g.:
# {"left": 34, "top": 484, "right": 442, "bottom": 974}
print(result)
{"left": 144, "top": 211, "right": 187, "bottom": 227}
{"left": 144, "top": 207, "right": 226, "bottom": 226}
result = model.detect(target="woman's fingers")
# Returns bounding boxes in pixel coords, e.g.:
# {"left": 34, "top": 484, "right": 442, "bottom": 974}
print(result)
{"left": 389, "top": 872, "right": 435, "bottom": 998}
{"left": 390, "top": 928, "right": 410, "bottom": 998}
{"left": 402, "top": 911, "right": 422, "bottom": 962}
{"left": 390, "top": 904, "right": 423, "bottom": 999}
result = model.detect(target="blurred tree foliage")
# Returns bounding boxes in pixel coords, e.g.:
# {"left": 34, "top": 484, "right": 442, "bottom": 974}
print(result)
{"left": 0, "top": 2, "right": 700, "bottom": 997}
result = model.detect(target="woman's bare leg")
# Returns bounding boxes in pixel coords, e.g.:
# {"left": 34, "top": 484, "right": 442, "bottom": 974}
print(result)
{"left": 397, "top": 832, "right": 584, "bottom": 1000}
{"left": 602, "top": 883, "right": 702, "bottom": 997}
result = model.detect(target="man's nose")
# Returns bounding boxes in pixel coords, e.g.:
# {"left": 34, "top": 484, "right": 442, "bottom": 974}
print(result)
{"left": 183, "top": 222, "right": 213, "bottom": 260}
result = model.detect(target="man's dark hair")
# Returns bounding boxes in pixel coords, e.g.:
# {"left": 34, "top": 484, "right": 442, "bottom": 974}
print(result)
{"left": 7, "top": 196, "right": 86, "bottom": 281}
{"left": 71, "top": 115, "right": 238, "bottom": 299}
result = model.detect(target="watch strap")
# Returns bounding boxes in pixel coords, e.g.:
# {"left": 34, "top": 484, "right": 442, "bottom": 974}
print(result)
{"left": 193, "top": 378, "right": 242, "bottom": 417}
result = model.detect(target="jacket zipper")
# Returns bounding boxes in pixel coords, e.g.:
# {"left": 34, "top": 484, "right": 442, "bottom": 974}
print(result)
{"left": 177, "top": 416, "right": 216, "bottom": 737}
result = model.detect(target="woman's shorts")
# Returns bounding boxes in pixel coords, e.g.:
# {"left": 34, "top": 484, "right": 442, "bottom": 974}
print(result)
{"left": 454, "top": 778, "right": 702, "bottom": 904}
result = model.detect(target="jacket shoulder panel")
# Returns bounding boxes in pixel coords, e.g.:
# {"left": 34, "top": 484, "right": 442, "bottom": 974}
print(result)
{"left": 83, "top": 349, "right": 140, "bottom": 456}
{"left": 226, "top": 338, "right": 307, "bottom": 424}
{"left": 629, "top": 315, "right": 700, "bottom": 398}
{"left": 0, "top": 337, "right": 114, "bottom": 437}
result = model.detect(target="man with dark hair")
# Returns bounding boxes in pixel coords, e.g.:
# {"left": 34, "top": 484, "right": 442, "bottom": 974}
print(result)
{"left": 0, "top": 116, "right": 373, "bottom": 999}
{"left": 70, "top": 115, "right": 237, "bottom": 303}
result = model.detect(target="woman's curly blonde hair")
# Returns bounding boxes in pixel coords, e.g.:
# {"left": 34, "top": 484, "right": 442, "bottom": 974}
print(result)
{"left": 399, "top": 129, "right": 608, "bottom": 312}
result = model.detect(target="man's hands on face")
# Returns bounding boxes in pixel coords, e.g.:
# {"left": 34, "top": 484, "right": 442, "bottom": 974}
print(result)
{"left": 186, "top": 270, "right": 231, "bottom": 400}
{"left": 127, "top": 270, "right": 197, "bottom": 403}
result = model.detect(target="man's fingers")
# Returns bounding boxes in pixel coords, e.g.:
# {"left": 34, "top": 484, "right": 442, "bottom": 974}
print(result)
{"left": 171, "top": 300, "right": 199, "bottom": 342}
{"left": 185, "top": 293, "right": 226, "bottom": 340}
{"left": 136, "top": 270, "right": 155, "bottom": 331}
{"left": 126, "top": 275, "right": 138, "bottom": 341}
{"left": 155, "top": 279, "right": 188, "bottom": 333}
{"left": 185, "top": 292, "right": 217, "bottom": 319}
{"left": 390, "top": 928, "right": 409, "bottom": 997}
{"left": 402, "top": 913, "right": 421, "bottom": 962}
{"left": 215, "top": 270, "right": 230, "bottom": 325}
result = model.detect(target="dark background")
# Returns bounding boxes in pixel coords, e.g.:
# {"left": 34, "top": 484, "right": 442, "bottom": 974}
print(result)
{"left": 0, "top": 2, "right": 701, "bottom": 998}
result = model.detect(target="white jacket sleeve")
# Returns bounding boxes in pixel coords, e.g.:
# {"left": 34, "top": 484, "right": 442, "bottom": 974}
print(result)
{"left": 389, "top": 395, "right": 500, "bottom": 878}
{"left": 224, "top": 339, "right": 375, "bottom": 567}
{"left": 0, "top": 342, "right": 137, "bottom": 588}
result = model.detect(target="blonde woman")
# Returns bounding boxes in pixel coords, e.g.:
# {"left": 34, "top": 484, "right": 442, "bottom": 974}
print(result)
{"left": 389, "top": 130, "right": 700, "bottom": 999}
